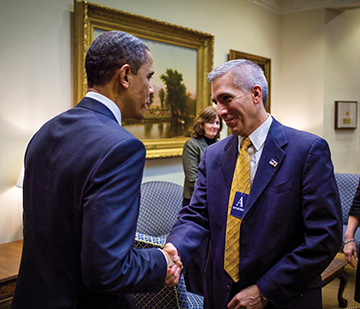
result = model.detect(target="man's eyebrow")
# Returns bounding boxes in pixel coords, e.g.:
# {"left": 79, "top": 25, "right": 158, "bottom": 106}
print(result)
{"left": 216, "top": 93, "right": 231, "bottom": 100}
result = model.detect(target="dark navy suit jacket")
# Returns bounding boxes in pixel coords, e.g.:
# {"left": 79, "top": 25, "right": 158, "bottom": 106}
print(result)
{"left": 12, "top": 98, "right": 167, "bottom": 308}
{"left": 167, "top": 118, "right": 342, "bottom": 309}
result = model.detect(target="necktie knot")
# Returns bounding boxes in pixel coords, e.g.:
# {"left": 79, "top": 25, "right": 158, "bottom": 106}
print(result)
{"left": 240, "top": 137, "right": 251, "bottom": 150}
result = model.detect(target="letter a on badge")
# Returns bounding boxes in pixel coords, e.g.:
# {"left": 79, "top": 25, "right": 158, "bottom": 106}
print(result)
{"left": 236, "top": 196, "right": 243, "bottom": 208}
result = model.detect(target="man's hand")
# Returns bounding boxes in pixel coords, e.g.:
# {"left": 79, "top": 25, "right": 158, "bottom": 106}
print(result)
{"left": 344, "top": 241, "right": 358, "bottom": 268}
{"left": 162, "top": 243, "right": 183, "bottom": 270}
{"left": 228, "top": 285, "right": 268, "bottom": 309}
{"left": 162, "top": 243, "right": 183, "bottom": 286}
{"left": 164, "top": 264, "right": 181, "bottom": 286}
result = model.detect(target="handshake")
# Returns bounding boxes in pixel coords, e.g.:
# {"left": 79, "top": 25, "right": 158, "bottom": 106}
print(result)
{"left": 162, "top": 243, "right": 183, "bottom": 286}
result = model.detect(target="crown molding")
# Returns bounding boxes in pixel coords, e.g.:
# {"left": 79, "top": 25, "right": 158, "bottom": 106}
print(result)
{"left": 246, "top": 0, "right": 360, "bottom": 14}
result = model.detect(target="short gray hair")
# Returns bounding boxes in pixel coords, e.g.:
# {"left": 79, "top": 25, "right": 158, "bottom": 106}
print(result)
{"left": 207, "top": 59, "right": 268, "bottom": 108}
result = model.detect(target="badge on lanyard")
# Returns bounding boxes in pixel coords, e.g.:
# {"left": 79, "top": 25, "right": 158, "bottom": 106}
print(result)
{"left": 230, "top": 191, "right": 249, "bottom": 219}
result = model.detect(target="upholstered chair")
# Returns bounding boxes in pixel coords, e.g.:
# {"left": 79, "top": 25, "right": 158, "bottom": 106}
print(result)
{"left": 134, "top": 181, "right": 204, "bottom": 309}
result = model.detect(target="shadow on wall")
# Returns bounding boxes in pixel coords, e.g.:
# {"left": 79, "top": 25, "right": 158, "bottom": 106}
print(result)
{"left": 0, "top": 186, "right": 23, "bottom": 244}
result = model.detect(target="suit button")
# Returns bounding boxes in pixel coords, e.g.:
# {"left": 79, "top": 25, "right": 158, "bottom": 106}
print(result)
{"left": 226, "top": 284, "right": 231, "bottom": 291}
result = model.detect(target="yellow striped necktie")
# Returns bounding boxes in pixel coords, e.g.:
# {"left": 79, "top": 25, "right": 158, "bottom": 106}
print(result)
{"left": 224, "top": 137, "right": 251, "bottom": 282}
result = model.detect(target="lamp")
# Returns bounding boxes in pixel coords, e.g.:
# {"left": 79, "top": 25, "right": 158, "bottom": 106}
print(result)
{"left": 16, "top": 165, "right": 24, "bottom": 188}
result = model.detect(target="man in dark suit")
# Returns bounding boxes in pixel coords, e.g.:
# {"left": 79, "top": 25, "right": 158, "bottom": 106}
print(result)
{"left": 12, "top": 31, "right": 181, "bottom": 309}
{"left": 166, "top": 59, "right": 342, "bottom": 308}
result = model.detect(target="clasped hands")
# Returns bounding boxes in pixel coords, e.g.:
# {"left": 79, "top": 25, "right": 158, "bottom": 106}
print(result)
{"left": 162, "top": 243, "right": 183, "bottom": 286}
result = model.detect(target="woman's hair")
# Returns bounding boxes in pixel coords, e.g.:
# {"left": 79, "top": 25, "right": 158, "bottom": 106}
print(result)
{"left": 192, "top": 106, "right": 222, "bottom": 139}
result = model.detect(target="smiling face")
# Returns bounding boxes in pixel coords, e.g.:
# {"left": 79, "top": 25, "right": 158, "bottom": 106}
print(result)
{"left": 203, "top": 115, "right": 221, "bottom": 139}
{"left": 211, "top": 71, "right": 265, "bottom": 137}
{"left": 122, "top": 50, "right": 154, "bottom": 120}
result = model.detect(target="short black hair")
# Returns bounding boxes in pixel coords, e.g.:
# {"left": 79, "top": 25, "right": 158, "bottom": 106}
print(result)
{"left": 85, "top": 31, "right": 149, "bottom": 87}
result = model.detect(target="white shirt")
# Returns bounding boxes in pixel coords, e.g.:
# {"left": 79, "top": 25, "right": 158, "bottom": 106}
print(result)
{"left": 238, "top": 115, "right": 273, "bottom": 183}
{"left": 85, "top": 92, "right": 122, "bottom": 126}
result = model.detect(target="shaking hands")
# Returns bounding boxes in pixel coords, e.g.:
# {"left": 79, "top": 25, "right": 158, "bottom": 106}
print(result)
{"left": 162, "top": 243, "right": 183, "bottom": 286}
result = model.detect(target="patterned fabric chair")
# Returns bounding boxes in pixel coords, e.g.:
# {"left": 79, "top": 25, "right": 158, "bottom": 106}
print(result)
{"left": 134, "top": 181, "right": 204, "bottom": 309}
{"left": 137, "top": 181, "right": 183, "bottom": 237}
{"left": 335, "top": 172, "right": 360, "bottom": 249}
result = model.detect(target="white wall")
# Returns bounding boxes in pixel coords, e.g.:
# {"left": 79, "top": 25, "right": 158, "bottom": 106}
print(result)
{"left": 0, "top": 0, "right": 74, "bottom": 244}
{"left": 323, "top": 8, "right": 360, "bottom": 173}
{"left": 278, "top": 7, "right": 360, "bottom": 173}
{"left": 1, "top": 0, "right": 360, "bottom": 244}
{"left": 278, "top": 9, "right": 326, "bottom": 135}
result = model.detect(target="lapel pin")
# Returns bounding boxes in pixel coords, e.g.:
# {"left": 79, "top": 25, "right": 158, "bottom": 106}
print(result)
{"left": 269, "top": 159, "right": 278, "bottom": 168}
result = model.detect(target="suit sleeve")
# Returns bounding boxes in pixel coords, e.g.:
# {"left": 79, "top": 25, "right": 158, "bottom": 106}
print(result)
{"left": 81, "top": 137, "right": 167, "bottom": 294}
{"left": 257, "top": 138, "right": 342, "bottom": 308}
{"left": 167, "top": 146, "right": 210, "bottom": 267}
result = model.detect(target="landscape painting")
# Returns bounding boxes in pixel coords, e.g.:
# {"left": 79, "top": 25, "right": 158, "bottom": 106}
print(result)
{"left": 124, "top": 38, "right": 198, "bottom": 140}
{"left": 74, "top": 0, "right": 214, "bottom": 158}
{"left": 92, "top": 31, "right": 198, "bottom": 140}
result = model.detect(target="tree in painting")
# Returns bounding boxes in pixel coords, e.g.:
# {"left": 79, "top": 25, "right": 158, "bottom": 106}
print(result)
{"left": 148, "top": 93, "right": 154, "bottom": 108}
{"left": 160, "top": 69, "right": 187, "bottom": 117}
{"left": 158, "top": 88, "right": 165, "bottom": 110}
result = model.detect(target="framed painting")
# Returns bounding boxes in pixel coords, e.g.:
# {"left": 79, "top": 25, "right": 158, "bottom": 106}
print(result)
{"left": 74, "top": 0, "right": 214, "bottom": 158}
{"left": 335, "top": 101, "right": 358, "bottom": 130}
{"left": 228, "top": 50, "right": 271, "bottom": 113}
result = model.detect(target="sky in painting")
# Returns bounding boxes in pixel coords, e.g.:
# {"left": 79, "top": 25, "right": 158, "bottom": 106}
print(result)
{"left": 142, "top": 38, "right": 197, "bottom": 99}
{"left": 93, "top": 29, "right": 197, "bottom": 107}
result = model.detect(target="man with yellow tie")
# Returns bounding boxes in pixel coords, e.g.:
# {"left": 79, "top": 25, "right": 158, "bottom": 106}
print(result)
{"left": 166, "top": 59, "right": 342, "bottom": 308}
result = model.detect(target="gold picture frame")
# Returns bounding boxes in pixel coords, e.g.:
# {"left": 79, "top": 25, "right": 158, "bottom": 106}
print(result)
{"left": 74, "top": 0, "right": 214, "bottom": 159}
{"left": 228, "top": 50, "right": 271, "bottom": 113}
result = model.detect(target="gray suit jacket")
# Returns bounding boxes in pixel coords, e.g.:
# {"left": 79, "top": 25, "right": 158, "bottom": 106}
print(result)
{"left": 182, "top": 137, "right": 208, "bottom": 199}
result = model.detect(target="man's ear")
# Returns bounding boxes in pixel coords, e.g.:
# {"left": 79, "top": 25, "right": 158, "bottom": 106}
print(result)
{"left": 252, "top": 85, "right": 262, "bottom": 104}
{"left": 119, "top": 64, "right": 131, "bottom": 89}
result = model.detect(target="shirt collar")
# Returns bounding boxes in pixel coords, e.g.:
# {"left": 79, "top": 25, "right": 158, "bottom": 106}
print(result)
{"left": 238, "top": 114, "right": 273, "bottom": 152}
{"left": 85, "top": 92, "right": 122, "bottom": 125}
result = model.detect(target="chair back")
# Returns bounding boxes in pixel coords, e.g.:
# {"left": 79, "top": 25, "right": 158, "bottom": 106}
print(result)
{"left": 137, "top": 181, "right": 183, "bottom": 237}
{"left": 334, "top": 173, "right": 359, "bottom": 225}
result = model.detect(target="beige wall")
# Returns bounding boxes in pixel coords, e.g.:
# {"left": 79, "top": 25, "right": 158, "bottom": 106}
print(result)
{"left": 0, "top": 0, "right": 359, "bottom": 244}
{"left": 279, "top": 9, "right": 326, "bottom": 135}
{"left": 324, "top": 8, "right": 360, "bottom": 173}
{"left": 279, "top": 7, "right": 360, "bottom": 173}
